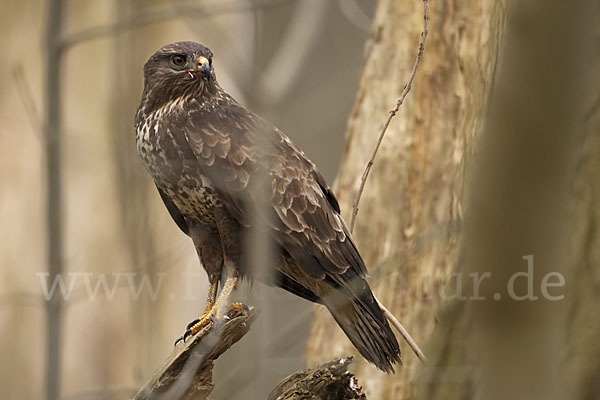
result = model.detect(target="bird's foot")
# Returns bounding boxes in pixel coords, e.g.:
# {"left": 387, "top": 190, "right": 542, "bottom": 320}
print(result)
{"left": 174, "top": 312, "right": 214, "bottom": 346}
{"left": 173, "top": 303, "right": 250, "bottom": 346}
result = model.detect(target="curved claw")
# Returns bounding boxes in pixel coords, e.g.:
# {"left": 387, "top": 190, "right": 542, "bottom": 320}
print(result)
{"left": 186, "top": 318, "right": 200, "bottom": 331}
{"left": 174, "top": 303, "right": 248, "bottom": 347}
{"left": 183, "top": 327, "right": 194, "bottom": 342}
{"left": 174, "top": 336, "right": 184, "bottom": 347}
{"left": 173, "top": 317, "right": 208, "bottom": 347}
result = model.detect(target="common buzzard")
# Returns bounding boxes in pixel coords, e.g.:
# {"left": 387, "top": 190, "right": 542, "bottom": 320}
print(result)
{"left": 135, "top": 41, "right": 400, "bottom": 372}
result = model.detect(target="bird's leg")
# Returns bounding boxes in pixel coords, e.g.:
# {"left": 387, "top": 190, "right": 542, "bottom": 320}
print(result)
{"left": 179, "top": 208, "right": 244, "bottom": 343}
{"left": 211, "top": 206, "right": 245, "bottom": 318}
{"left": 202, "top": 276, "right": 218, "bottom": 314}
{"left": 180, "top": 261, "right": 240, "bottom": 342}
{"left": 176, "top": 226, "right": 224, "bottom": 345}
{"left": 212, "top": 263, "right": 239, "bottom": 319}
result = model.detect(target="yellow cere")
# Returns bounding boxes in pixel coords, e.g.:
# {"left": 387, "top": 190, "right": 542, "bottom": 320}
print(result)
{"left": 197, "top": 56, "right": 209, "bottom": 66}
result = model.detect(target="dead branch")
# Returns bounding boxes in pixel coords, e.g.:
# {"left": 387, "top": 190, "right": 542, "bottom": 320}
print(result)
{"left": 268, "top": 357, "right": 367, "bottom": 400}
{"left": 133, "top": 306, "right": 370, "bottom": 400}
{"left": 133, "top": 307, "right": 258, "bottom": 400}
{"left": 347, "top": 0, "right": 429, "bottom": 365}
{"left": 374, "top": 296, "right": 426, "bottom": 364}
{"left": 349, "top": 0, "right": 429, "bottom": 233}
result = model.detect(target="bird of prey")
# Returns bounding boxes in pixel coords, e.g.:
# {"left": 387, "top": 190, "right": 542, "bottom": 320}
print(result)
{"left": 135, "top": 41, "right": 400, "bottom": 372}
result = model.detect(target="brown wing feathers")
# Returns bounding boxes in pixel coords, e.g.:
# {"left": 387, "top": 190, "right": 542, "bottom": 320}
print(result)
{"left": 183, "top": 95, "right": 400, "bottom": 372}
{"left": 184, "top": 100, "right": 368, "bottom": 283}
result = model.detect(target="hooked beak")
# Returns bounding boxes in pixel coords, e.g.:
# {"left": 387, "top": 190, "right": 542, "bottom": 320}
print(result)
{"left": 197, "top": 56, "right": 211, "bottom": 79}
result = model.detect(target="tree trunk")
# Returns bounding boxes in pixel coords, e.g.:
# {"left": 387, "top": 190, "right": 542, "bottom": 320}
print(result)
{"left": 419, "top": 1, "right": 599, "bottom": 400}
{"left": 305, "top": 0, "right": 506, "bottom": 398}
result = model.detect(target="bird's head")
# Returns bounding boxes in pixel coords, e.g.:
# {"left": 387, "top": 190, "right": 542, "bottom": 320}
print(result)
{"left": 140, "top": 42, "right": 216, "bottom": 113}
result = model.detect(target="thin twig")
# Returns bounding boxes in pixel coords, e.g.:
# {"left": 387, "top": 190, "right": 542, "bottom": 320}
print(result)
{"left": 349, "top": 0, "right": 429, "bottom": 364}
{"left": 349, "top": 0, "right": 429, "bottom": 233}
{"left": 12, "top": 65, "right": 42, "bottom": 138}
{"left": 374, "top": 295, "right": 426, "bottom": 364}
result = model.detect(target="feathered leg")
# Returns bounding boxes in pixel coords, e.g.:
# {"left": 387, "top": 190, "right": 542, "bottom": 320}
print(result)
{"left": 177, "top": 226, "right": 223, "bottom": 343}
{"left": 211, "top": 206, "right": 243, "bottom": 318}
{"left": 180, "top": 207, "right": 243, "bottom": 342}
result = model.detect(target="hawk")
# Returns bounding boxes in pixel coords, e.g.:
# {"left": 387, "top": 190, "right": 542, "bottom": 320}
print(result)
{"left": 135, "top": 41, "right": 400, "bottom": 372}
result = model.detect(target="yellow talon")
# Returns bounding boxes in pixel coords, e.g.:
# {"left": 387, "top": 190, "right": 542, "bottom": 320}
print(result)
{"left": 181, "top": 311, "right": 214, "bottom": 343}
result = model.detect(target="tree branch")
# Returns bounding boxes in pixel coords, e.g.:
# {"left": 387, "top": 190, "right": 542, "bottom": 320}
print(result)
{"left": 133, "top": 307, "right": 369, "bottom": 400}
{"left": 349, "top": 0, "right": 429, "bottom": 233}
{"left": 268, "top": 357, "right": 367, "bottom": 400}
{"left": 374, "top": 296, "right": 426, "bottom": 364}
{"left": 133, "top": 306, "right": 258, "bottom": 400}
{"left": 346, "top": 0, "right": 429, "bottom": 366}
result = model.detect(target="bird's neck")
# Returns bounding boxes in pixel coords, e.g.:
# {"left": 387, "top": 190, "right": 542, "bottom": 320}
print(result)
{"left": 137, "top": 80, "right": 223, "bottom": 124}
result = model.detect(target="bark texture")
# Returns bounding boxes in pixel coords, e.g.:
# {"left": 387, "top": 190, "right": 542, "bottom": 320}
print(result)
{"left": 419, "top": 2, "right": 599, "bottom": 400}
{"left": 305, "top": 0, "right": 506, "bottom": 398}
{"left": 134, "top": 308, "right": 368, "bottom": 400}
{"left": 268, "top": 358, "right": 366, "bottom": 400}
{"left": 568, "top": 87, "right": 600, "bottom": 399}
{"left": 563, "top": 10, "right": 600, "bottom": 398}
{"left": 134, "top": 307, "right": 258, "bottom": 400}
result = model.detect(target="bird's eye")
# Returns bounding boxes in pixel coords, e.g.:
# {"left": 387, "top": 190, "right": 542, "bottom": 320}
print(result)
{"left": 171, "top": 54, "right": 186, "bottom": 67}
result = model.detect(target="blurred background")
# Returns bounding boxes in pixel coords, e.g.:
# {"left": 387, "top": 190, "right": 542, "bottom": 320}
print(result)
{"left": 0, "top": 1, "right": 376, "bottom": 399}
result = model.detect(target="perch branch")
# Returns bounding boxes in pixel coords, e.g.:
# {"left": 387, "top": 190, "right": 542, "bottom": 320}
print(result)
{"left": 134, "top": 308, "right": 372, "bottom": 399}
{"left": 349, "top": 0, "right": 429, "bottom": 233}
{"left": 133, "top": 306, "right": 258, "bottom": 400}
{"left": 268, "top": 357, "right": 367, "bottom": 400}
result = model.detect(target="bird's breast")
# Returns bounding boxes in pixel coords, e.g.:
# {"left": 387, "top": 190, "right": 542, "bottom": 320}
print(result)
{"left": 136, "top": 111, "right": 221, "bottom": 226}
{"left": 160, "top": 181, "right": 221, "bottom": 226}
